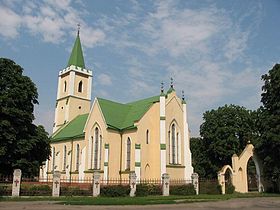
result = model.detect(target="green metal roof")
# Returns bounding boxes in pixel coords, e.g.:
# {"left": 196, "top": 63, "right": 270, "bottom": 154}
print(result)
{"left": 50, "top": 95, "right": 160, "bottom": 142}
{"left": 67, "top": 33, "right": 85, "bottom": 68}
{"left": 98, "top": 95, "right": 160, "bottom": 131}
{"left": 51, "top": 114, "right": 88, "bottom": 142}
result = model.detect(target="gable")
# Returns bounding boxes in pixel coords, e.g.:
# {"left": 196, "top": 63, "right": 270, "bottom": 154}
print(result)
{"left": 98, "top": 95, "right": 160, "bottom": 131}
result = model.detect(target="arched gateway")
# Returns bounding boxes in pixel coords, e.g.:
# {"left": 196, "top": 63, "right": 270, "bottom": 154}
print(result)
{"left": 218, "top": 143, "right": 264, "bottom": 194}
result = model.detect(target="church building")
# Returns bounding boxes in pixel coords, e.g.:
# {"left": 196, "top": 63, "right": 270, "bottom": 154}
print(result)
{"left": 40, "top": 30, "right": 193, "bottom": 181}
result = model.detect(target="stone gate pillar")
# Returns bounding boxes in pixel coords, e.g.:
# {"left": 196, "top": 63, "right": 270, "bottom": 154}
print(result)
{"left": 191, "top": 173, "right": 199, "bottom": 195}
{"left": 129, "top": 172, "right": 137, "bottom": 197}
{"left": 12, "top": 169, "right": 21, "bottom": 197}
{"left": 52, "top": 171, "right": 61, "bottom": 197}
{"left": 162, "top": 173, "right": 170, "bottom": 196}
{"left": 93, "top": 171, "right": 101, "bottom": 197}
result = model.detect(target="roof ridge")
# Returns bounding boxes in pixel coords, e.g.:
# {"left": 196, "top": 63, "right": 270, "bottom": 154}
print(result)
{"left": 126, "top": 95, "right": 160, "bottom": 105}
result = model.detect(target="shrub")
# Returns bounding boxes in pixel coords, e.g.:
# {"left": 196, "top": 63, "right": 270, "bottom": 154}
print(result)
{"left": 170, "top": 184, "right": 196, "bottom": 195}
{"left": 199, "top": 180, "right": 221, "bottom": 194}
{"left": 20, "top": 184, "right": 51, "bottom": 196}
{"left": 136, "top": 184, "right": 161, "bottom": 196}
{"left": 225, "top": 183, "right": 235, "bottom": 194}
{"left": 100, "top": 185, "right": 130, "bottom": 197}
{"left": 0, "top": 185, "right": 11, "bottom": 196}
{"left": 60, "top": 186, "right": 91, "bottom": 196}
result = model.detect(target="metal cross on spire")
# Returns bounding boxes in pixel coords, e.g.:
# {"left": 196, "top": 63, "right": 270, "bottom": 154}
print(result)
{"left": 170, "top": 77, "right": 174, "bottom": 88}
{"left": 77, "top": 23, "right": 81, "bottom": 35}
{"left": 161, "top": 81, "right": 164, "bottom": 93}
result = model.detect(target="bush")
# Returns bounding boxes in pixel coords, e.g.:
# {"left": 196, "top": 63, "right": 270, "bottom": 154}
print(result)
{"left": 136, "top": 184, "right": 161, "bottom": 196}
{"left": 199, "top": 180, "right": 221, "bottom": 194}
{"left": 60, "top": 186, "right": 91, "bottom": 196}
{"left": 0, "top": 185, "right": 11, "bottom": 196}
{"left": 170, "top": 184, "right": 196, "bottom": 195}
{"left": 20, "top": 184, "right": 51, "bottom": 196}
{"left": 225, "top": 183, "right": 235, "bottom": 194}
{"left": 100, "top": 185, "right": 130, "bottom": 197}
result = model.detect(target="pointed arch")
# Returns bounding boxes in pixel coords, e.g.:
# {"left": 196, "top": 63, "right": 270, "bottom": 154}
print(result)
{"left": 168, "top": 120, "right": 181, "bottom": 164}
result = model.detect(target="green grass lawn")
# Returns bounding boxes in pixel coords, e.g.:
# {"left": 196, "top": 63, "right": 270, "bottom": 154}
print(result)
{"left": 1, "top": 193, "right": 279, "bottom": 205}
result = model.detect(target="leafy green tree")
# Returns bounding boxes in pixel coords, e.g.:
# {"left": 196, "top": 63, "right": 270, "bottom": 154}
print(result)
{"left": 190, "top": 137, "right": 211, "bottom": 178}
{"left": 255, "top": 64, "right": 280, "bottom": 192}
{"left": 198, "top": 105, "right": 257, "bottom": 178}
{"left": 0, "top": 58, "right": 50, "bottom": 176}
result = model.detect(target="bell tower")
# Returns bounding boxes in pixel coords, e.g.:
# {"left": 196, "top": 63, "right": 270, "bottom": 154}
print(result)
{"left": 53, "top": 27, "right": 92, "bottom": 133}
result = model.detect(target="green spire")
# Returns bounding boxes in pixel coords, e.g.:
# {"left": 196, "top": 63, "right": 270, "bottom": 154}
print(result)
{"left": 67, "top": 28, "right": 85, "bottom": 69}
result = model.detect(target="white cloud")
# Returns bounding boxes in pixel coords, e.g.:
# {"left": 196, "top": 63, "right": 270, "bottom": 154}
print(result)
{"left": 0, "top": 6, "right": 21, "bottom": 38}
{"left": 97, "top": 73, "right": 112, "bottom": 86}
{"left": 1, "top": 0, "right": 105, "bottom": 47}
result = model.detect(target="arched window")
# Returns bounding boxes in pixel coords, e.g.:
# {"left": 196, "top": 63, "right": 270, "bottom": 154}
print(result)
{"left": 146, "top": 130, "right": 149, "bottom": 144}
{"left": 76, "top": 144, "right": 80, "bottom": 171}
{"left": 126, "top": 138, "right": 131, "bottom": 170}
{"left": 52, "top": 147, "right": 56, "bottom": 171}
{"left": 99, "top": 135, "right": 102, "bottom": 169}
{"left": 90, "top": 136, "right": 94, "bottom": 169}
{"left": 64, "top": 81, "right": 67, "bottom": 92}
{"left": 172, "top": 124, "right": 176, "bottom": 164}
{"left": 78, "top": 81, "right": 83, "bottom": 93}
{"left": 176, "top": 132, "right": 179, "bottom": 164}
{"left": 63, "top": 145, "right": 67, "bottom": 171}
{"left": 94, "top": 128, "right": 99, "bottom": 169}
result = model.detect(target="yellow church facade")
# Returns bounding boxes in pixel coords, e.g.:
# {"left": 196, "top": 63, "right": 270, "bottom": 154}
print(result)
{"left": 40, "top": 31, "right": 193, "bottom": 181}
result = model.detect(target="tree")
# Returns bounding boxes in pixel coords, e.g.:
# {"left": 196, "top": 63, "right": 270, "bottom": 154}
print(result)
{"left": 190, "top": 137, "right": 212, "bottom": 178}
{"left": 255, "top": 64, "right": 280, "bottom": 192}
{"left": 0, "top": 58, "right": 50, "bottom": 176}
{"left": 197, "top": 104, "right": 257, "bottom": 178}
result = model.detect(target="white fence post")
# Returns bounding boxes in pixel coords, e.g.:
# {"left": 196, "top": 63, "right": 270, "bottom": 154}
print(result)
{"left": 129, "top": 172, "right": 137, "bottom": 197}
{"left": 52, "top": 171, "right": 61, "bottom": 197}
{"left": 191, "top": 173, "right": 199, "bottom": 195}
{"left": 12, "top": 169, "right": 21, "bottom": 197}
{"left": 93, "top": 171, "right": 101, "bottom": 197}
{"left": 162, "top": 173, "right": 170, "bottom": 196}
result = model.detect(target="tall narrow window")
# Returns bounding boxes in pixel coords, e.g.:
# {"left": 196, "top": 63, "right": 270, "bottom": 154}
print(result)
{"left": 76, "top": 144, "right": 80, "bottom": 171}
{"left": 90, "top": 136, "right": 93, "bottom": 169}
{"left": 126, "top": 138, "right": 131, "bottom": 170}
{"left": 52, "top": 147, "right": 56, "bottom": 171}
{"left": 94, "top": 128, "right": 99, "bottom": 169}
{"left": 63, "top": 145, "right": 67, "bottom": 171}
{"left": 176, "top": 132, "right": 179, "bottom": 164}
{"left": 78, "top": 81, "right": 83, "bottom": 93}
{"left": 146, "top": 130, "right": 149, "bottom": 144}
{"left": 64, "top": 81, "right": 67, "bottom": 92}
{"left": 172, "top": 124, "right": 176, "bottom": 164}
{"left": 99, "top": 135, "right": 102, "bottom": 169}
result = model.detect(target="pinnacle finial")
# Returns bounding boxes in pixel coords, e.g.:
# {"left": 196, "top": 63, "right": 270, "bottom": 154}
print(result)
{"left": 161, "top": 82, "right": 164, "bottom": 93}
{"left": 77, "top": 23, "right": 81, "bottom": 35}
{"left": 170, "top": 77, "right": 174, "bottom": 88}
{"left": 182, "top": 90, "right": 185, "bottom": 101}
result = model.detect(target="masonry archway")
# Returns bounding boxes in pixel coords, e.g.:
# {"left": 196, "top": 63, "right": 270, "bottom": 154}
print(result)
{"left": 218, "top": 143, "right": 264, "bottom": 193}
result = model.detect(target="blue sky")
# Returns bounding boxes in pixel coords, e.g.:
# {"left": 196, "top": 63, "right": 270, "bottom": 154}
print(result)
{"left": 0, "top": 0, "right": 279, "bottom": 136}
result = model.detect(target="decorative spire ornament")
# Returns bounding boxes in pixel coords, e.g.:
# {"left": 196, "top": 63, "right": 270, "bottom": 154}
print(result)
{"left": 170, "top": 77, "right": 174, "bottom": 88}
{"left": 161, "top": 81, "right": 164, "bottom": 93}
{"left": 77, "top": 23, "right": 81, "bottom": 35}
{"left": 182, "top": 90, "right": 185, "bottom": 101}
